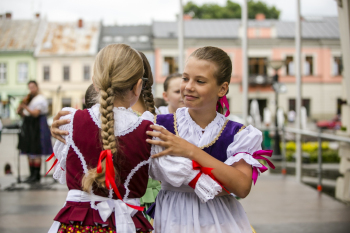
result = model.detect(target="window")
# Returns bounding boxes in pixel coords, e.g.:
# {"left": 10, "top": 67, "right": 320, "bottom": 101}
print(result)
{"left": 63, "top": 66, "right": 70, "bottom": 81}
{"left": 43, "top": 66, "right": 50, "bottom": 81}
{"left": 83, "top": 65, "right": 90, "bottom": 81}
{"left": 163, "top": 57, "right": 179, "bottom": 76}
{"left": 304, "top": 56, "right": 313, "bottom": 76}
{"left": 62, "top": 98, "right": 71, "bottom": 108}
{"left": 0, "top": 63, "right": 6, "bottom": 84}
{"left": 289, "top": 98, "right": 311, "bottom": 116}
{"left": 114, "top": 36, "right": 123, "bottom": 42}
{"left": 102, "top": 36, "right": 112, "bottom": 43}
{"left": 128, "top": 36, "right": 137, "bottom": 42}
{"left": 18, "top": 62, "right": 28, "bottom": 83}
{"left": 139, "top": 35, "right": 149, "bottom": 42}
{"left": 249, "top": 57, "right": 267, "bottom": 75}
{"left": 333, "top": 56, "right": 343, "bottom": 76}
{"left": 286, "top": 56, "right": 294, "bottom": 76}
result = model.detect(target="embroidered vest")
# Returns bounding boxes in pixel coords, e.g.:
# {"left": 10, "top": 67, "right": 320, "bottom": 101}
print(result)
{"left": 155, "top": 114, "right": 244, "bottom": 162}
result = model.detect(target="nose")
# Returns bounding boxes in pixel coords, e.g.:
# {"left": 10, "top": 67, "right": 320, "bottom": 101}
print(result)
{"left": 185, "top": 80, "right": 195, "bottom": 92}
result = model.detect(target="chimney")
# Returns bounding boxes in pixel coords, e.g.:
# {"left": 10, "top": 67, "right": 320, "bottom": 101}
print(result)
{"left": 255, "top": 13, "right": 265, "bottom": 21}
{"left": 78, "top": 19, "right": 83, "bottom": 28}
{"left": 183, "top": 14, "right": 192, "bottom": 21}
{"left": 5, "top": 12, "right": 12, "bottom": 19}
{"left": 35, "top": 13, "right": 40, "bottom": 19}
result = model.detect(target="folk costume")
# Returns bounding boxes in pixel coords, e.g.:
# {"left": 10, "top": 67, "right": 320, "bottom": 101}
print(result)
{"left": 18, "top": 94, "right": 53, "bottom": 182}
{"left": 147, "top": 107, "right": 274, "bottom": 233}
{"left": 157, "top": 106, "right": 169, "bottom": 115}
{"left": 48, "top": 104, "right": 154, "bottom": 233}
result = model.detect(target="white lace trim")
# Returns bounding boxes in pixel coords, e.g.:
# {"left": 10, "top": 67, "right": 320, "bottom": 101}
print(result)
{"left": 194, "top": 174, "right": 222, "bottom": 203}
{"left": 176, "top": 107, "right": 227, "bottom": 148}
{"left": 225, "top": 153, "right": 263, "bottom": 172}
{"left": 71, "top": 140, "right": 89, "bottom": 174}
{"left": 123, "top": 158, "right": 151, "bottom": 200}
{"left": 88, "top": 104, "right": 145, "bottom": 136}
{"left": 52, "top": 107, "right": 77, "bottom": 184}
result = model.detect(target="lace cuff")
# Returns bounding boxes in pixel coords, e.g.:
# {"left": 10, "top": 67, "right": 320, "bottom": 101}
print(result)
{"left": 194, "top": 174, "right": 222, "bottom": 203}
{"left": 224, "top": 152, "right": 263, "bottom": 170}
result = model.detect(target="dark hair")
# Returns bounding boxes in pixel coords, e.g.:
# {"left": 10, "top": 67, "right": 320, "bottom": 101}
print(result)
{"left": 138, "top": 51, "right": 156, "bottom": 115}
{"left": 154, "top": 97, "right": 167, "bottom": 108}
{"left": 27, "top": 80, "right": 38, "bottom": 87}
{"left": 163, "top": 73, "right": 182, "bottom": 92}
{"left": 189, "top": 46, "right": 232, "bottom": 114}
{"left": 84, "top": 84, "right": 98, "bottom": 108}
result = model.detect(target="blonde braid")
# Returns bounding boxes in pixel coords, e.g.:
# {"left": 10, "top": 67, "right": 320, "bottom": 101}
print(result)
{"left": 82, "top": 43, "right": 144, "bottom": 193}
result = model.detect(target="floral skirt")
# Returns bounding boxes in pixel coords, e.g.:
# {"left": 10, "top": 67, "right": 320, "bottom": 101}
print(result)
{"left": 58, "top": 223, "right": 150, "bottom": 233}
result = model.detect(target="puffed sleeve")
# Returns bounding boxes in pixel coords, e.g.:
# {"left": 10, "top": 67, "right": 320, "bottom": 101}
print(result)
{"left": 148, "top": 127, "right": 222, "bottom": 203}
{"left": 52, "top": 107, "right": 77, "bottom": 184}
{"left": 225, "top": 125, "right": 270, "bottom": 183}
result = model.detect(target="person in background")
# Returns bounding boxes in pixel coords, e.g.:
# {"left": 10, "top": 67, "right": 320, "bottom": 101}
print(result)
{"left": 154, "top": 97, "right": 167, "bottom": 109}
{"left": 0, "top": 117, "right": 2, "bottom": 142}
{"left": 158, "top": 73, "right": 185, "bottom": 114}
{"left": 17, "top": 80, "right": 53, "bottom": 183}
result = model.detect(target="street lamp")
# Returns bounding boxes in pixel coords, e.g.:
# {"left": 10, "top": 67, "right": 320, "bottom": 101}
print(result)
{"left": 268, "top": 60, "right": 285, "bottom": 157}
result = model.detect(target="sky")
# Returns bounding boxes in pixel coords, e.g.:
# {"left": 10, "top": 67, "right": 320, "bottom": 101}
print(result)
{"left": 0, "top": 0, "right": 338, "bottom": 25}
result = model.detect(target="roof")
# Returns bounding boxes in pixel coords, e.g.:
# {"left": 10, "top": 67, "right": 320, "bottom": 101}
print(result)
{"left": 0, "top": 19, "right": 42, "bottom": 52}
{"left": 35, "top": 21, "right": 100, "bottom": 56}
{"left": 276, "top": 17, "right": 339, "bottom": 39}
{"left": 153, "top": 17, "right": 339, "bottom": 39}
{"left": 99, "top": 25, "right": 152, "bottom": 51}
{"left": 153, "top": 20, "right": 240, "bottom": 39}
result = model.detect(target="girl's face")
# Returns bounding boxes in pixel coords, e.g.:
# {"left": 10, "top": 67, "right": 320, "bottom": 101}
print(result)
{"left": 28, "top": 83, "right": 38, "bottom": 96}
{"left": 163, "top": 77, "right": 185, "bottom": 110}
{"left": 181, "top": 57, "right": 228, "bottom": 112}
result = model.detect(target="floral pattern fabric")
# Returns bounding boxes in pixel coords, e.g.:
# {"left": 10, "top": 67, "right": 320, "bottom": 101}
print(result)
{"left": 58, "top": 223, "right": 150, "bottom": 233}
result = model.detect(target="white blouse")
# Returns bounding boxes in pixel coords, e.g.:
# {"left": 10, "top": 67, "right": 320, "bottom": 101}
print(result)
{"left": 148, "top": 107, "right": 263, "bottom": 202}
{"left": 23, "top": 94, "right": 48, "bottom": 116}
{"left": 158, "top": 106, "right": 169, "bottom": 114}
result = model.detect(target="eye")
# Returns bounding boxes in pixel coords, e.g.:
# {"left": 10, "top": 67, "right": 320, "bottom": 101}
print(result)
{"left": 175, "top": 90, "right": 180, "bottom": 94}
{"left": 197, "top": 80, "right": 205, "bottom": 84}
{"left": 182, "top": 77, "right": 189, "bottom": 82}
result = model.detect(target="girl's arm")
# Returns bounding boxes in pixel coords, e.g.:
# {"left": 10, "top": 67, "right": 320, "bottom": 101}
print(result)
{"left": 23, "top": 105, "right": 41, "bottom": 117}
{"left": 147, "top": 125, "right": 265, "bottom": 198}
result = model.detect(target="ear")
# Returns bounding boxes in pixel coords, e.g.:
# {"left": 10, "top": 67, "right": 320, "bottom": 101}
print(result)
{"left": 218, "top": 82, "right": 229, "bottom": 98}
{"left": 132, "top": 79, "right": 143, "bottom": 97}
{"left": 162, "top": 92, "right": 169, "bottom": 103}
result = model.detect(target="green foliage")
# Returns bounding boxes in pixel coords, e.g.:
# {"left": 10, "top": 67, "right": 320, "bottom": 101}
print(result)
{"left": 184, "top": 0, "right": 280, "bottom": 19}
{"left": 284, "top": 141, "right": 339, "bottom": 163}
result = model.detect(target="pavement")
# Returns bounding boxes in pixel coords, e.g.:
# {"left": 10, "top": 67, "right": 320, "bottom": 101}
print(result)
{"left": 0, "top": 174, "right": 349, "bottom": 233}
{"left": 1, "top": 134, "right": 350, "bottom": 233}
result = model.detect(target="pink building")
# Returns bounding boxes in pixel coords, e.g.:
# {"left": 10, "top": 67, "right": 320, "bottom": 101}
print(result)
{"left": 152, "top": 16, "right": 343, "bottom": 120}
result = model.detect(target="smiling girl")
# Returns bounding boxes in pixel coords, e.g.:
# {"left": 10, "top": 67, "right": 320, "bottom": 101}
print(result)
{"left": 146, "top": 46, "right": 274, "bottom": 233}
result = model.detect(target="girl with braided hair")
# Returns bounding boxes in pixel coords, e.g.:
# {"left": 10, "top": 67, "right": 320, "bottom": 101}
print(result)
{"left": 47, "top": 44, "right": 155, "bottom": 233}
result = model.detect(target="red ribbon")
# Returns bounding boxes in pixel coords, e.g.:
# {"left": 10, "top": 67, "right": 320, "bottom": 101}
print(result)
{"left": 232, "top": 150, "right": 275, "bottom": 185}
{"left": 97, "top": 149, "right": 144, "bottom": 212}
{"left": 188, "top": 160, "right": 230, "bottom": 194}
{"left": 45, "top": 153, "right": 58, "bottom": 177}
{"left": 216, "top": 96, "right": 230, "bottom": 117}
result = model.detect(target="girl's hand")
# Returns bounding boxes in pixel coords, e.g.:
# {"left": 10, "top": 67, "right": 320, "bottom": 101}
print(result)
{"left": 50, "top": 111, "right": 71, "bottom": 144}
{"left": 146, "top": 125, "right": 197, "bottom": 159}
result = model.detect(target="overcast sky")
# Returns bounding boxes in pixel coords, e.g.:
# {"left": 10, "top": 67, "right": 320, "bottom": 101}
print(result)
{"left": 0, "top": 0, "right": 338, "bottom": 25}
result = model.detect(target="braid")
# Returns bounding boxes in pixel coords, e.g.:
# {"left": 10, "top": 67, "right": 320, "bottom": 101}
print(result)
{"left": 82, "top": 44, "right": 144, "bottom": 193}
{"left": 99, "top": 88, "right": 117, "bottom": 154}
{"left": 143, "top": 82, "right": 156, "bottom": 115}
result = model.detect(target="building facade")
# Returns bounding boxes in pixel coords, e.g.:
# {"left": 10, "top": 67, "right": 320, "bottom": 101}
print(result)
{"left": 0, "top": 15, "right": 44, "bottom": 120}
{"left": 99, "top": 25, "right": 155, "bottom": 76}
{"left": 152, "top": 17, "right": 343, "bottom": 121}
{"left": 35, "top": 20, "right": 100, "bottom": 115}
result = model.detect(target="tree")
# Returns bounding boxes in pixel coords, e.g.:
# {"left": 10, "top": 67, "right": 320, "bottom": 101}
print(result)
{"left": 184, "top": 0, "right": 281, "bottom": 19}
